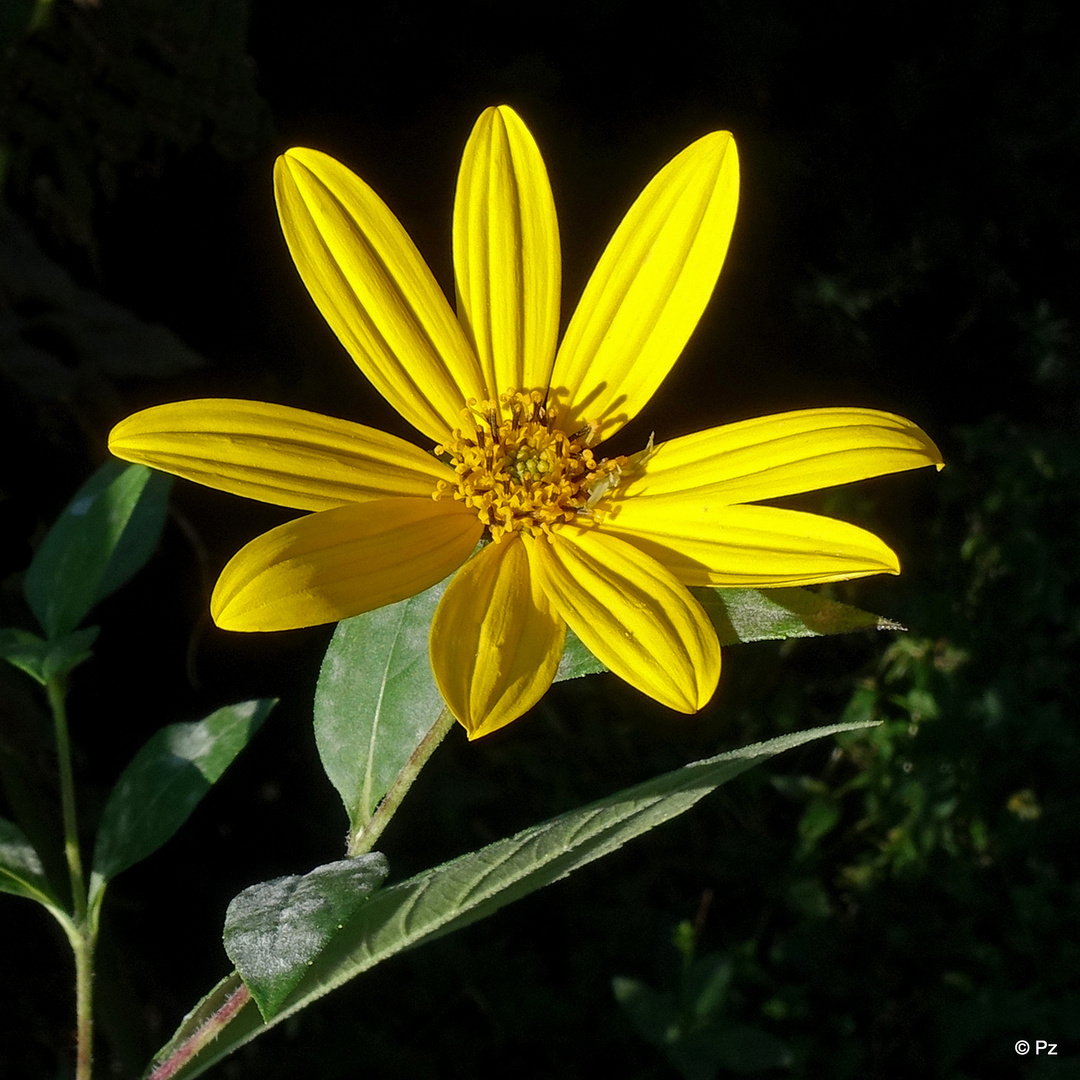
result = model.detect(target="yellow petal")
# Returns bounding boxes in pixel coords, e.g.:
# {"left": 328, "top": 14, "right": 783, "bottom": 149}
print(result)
{"left": 531, "top": 527, "right": 719, "bottom": 713}
{"left": 275, "top": 148, "right": 485, "bottom": 443}
{"left": 430, "top": 536, "right": 565, "bottom": 740}
{"left": 600, "top": 499, "right": 901, "bottom": 586}
{"left": 454, "top": 106, "right": 560, "bottom": 401}
{"left": 551, "top": 130, "right": 738, "bottom": 442}
{"left": 618, "top": 408, "right": 944, "bottom": 503}
{"left": 211, "top": 498, "right": 482, "bottom": 631}
{"left": 109, "top": 399, "right": 452, "bottom": 511}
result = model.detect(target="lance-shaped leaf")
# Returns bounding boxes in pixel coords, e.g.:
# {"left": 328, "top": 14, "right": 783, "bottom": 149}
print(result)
{"left": 314, "top": 576, "right": 450, "bottom": 832}
{"left": 0, "top": 626, "right": 100, "bottom": 685}
{"left": 316, "top": 564, "right": 614, "bottom": 832}
{"left": 0, "top": 816, "right": 61, "bottom": 909}
{"left": 223, "top": 854, "right": 389, "bottom": 1020}
{"left": 90, "top": 700, "right": 274, "bottom": 908}
{"left": 144, "top": 721, "right": 873, "bottom": 1079}
{"left": 556, "top": 587, "right": 903, "bottom": 683}
{"left": 24, "top": 460, "right": 172, "bottom": 640}
{"left": 698, "top": 586, "right": 904, "bottom": 645}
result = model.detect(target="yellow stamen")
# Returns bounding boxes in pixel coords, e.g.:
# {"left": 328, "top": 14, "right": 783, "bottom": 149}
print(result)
{"left": 433, "top": 390, "right": 625, "bottom": 542}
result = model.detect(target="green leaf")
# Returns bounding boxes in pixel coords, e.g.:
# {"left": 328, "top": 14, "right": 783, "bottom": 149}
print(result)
{"left": 672, "top": 1022, "right": 793, "bottom": 1077}
{"left": 0, "top": 626, "right": 99, "bottom": 685}
{"left": 684, "top": 952, "right": 734, "bottom": 1020}
{"left": 616, "top": 956, "right": 790, "bottom": 1078}
{"left": 698, "top": 586, "right": 904, "bottom": 646}
{"left": 798, "top": 794, "right": 842, "bottom": 849}
{"left": 554, "top": 624, "right": 607, "bottom": 681}
{"left": 0, "top": 815, "right": 61, "bottom": 908}
{"left": 612, "top": 975, "right": 678, "bottom": 1047}
{"left": 312, "top": 579, "right": 882, "bottom": 829}
{"left": 316, "top": 571, "right": 628, "bottom": 833}
{"left": 223, "top": 854, "right": 389, "bottom": 1020}
{"left": 549, "top": 587, "right": 902, "bottom": 682}
{"left": 90, "top": 700, "right": 274, "bottom": 904}
{"left": 24, "top": 461, "right": 172, "bottom": 639}
{"left": 314, "top": 577, "right": 450, "bottom": 832}
{"left": 145, "top": 721, "right": 875, "bottom": 1079}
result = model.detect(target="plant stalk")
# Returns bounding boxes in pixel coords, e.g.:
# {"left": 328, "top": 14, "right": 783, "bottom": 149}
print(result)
{"left": 347, "top": 707, "right": 455, "bottom": 857}
{"left": 47, "top": 676, "right": 86, "bottom": 920}
{"left": 47, "top": 675, "right": 95, "bottom": 1080}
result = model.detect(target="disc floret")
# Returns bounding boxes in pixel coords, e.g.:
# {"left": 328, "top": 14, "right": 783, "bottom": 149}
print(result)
{"left": 433, "top": 390, "right": 624, "bottom": 542}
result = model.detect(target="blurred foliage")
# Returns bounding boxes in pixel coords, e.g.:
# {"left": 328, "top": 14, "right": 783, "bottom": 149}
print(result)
{"left": 0, "top": 0, "right": 269, "bottom": 627}
{"left": 0, "top": 0, "right": 269, "bottom": 256}
{"left": 615, "top": 915, "right": 795, "bottom": 1078}
{"left": 0, "top": 208, "right": 205, "bottom": 402}
{"left": 635, "top": 408, "right": 1075, "bottom": 1075}
{"left": 606, "top": 413, "right": 1080, "bottom": 1079}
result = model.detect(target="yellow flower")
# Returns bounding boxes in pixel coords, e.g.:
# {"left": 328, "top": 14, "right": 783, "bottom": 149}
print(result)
{"left": 109, "top": 106, "right": 943, "bottom": 740}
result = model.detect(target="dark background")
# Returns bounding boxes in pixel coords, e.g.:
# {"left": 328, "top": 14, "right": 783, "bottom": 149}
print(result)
{"left": 1, "top": 1, "right": 1078, "bottom": 1077}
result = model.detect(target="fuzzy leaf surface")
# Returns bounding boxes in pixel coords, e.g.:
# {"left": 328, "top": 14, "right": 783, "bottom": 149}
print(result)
{"left": 316, "top": 562, "right": 651, "bottom": 830}
{"left": 699, "top": 586, "right": 903, "bottom": 645}
{"left": 314, "top": 576, "right": 449, "bottom": 832}
{"left": 553, "top": 587, "right": 901, "bottom": 681}
{"left": 223, "top": 854, "right": 389, "bottom": 1020}
{"left": 145, "top": 721, "right": 873, "bottom": 1078}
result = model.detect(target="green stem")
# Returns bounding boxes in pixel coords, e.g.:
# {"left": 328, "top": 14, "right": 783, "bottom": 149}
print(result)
{"left": 347, "top": 707, "right": 455, "bottom": 857}
{"left": 73, "top": 929, "right": 95, "bottom": 1080}
{"left": 47, "top": 675, "right": 95, "bottom": 1080}
{"left": 47, "top": 677, "right": 86, "bottom": 920}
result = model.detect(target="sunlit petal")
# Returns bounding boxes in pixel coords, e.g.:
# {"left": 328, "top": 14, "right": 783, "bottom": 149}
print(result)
{"left": 552, "top": 131, "right": 738, "bottom": 442}
{"left": 454, "top": 106, "right": 560, "bottom": 402}
{"left": 430, "top": 536, "right": 565, "bottom": 740}
{"left": 211, "top": 498, "right": 482, "bottom": 631}
{"left": 109, "top": 399, "right": 452, "bottom": 511}
{"left": 103, "top": 106, "right": 945, "bottom": 742}
{"left": 617, "top": 408, "right": 944, "bottom": 503}
{"left": 531, "top": 527, "right": 719, "bottom": 713}
{"left": 600, "top": 499, "right": 901, "bottom": 586}
{"left": 275, "top": 148, "right": 485, "bottom": 442}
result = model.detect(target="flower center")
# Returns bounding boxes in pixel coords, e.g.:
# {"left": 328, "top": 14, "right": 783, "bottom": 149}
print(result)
{"left": 433, "top": 390, "right": 624, "bottom": 542}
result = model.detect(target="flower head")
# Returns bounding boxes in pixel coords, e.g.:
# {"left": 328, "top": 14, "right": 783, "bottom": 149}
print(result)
{"left": 109, "top": 106, "right": 943, "bottom": 739}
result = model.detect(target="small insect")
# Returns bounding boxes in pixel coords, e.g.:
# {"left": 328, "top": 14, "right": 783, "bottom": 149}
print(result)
{"left": 584, "top": 464, "right": 624, "bottom": 509}
{"left": 625, "top": 431, "right": 656, "bottom": 471}
{"left": 581, "top": 432, "right": 656, "bottom": 512}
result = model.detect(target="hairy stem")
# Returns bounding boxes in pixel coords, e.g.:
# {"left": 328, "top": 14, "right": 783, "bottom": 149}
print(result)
{"left": 147, "top": 980, "right": 252, "bottom": 1080}
{"left": 347, "top": 707, "right": 455, "bottom": 857}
